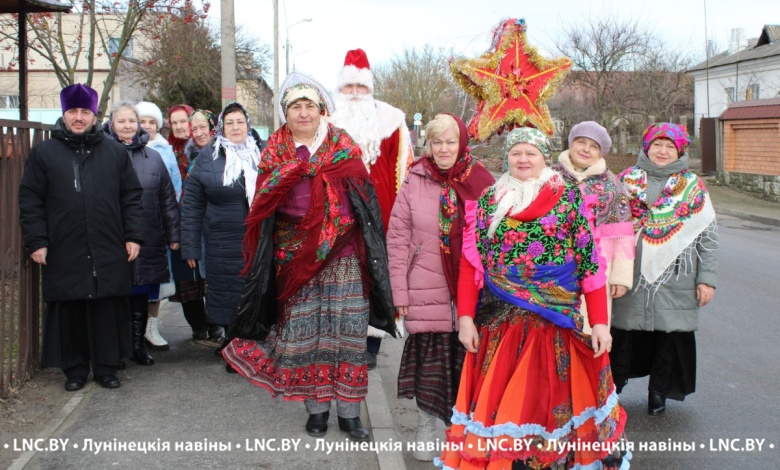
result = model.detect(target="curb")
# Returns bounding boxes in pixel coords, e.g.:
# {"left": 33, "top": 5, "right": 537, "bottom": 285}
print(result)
{"left": 366, "top": 368, "right": 407, "bottom": 470}
{"left": 7, "top": 384, "right": 93, "bottom": 470}
{"left": 715, "top": 207, "right": 780, "bottom": 228}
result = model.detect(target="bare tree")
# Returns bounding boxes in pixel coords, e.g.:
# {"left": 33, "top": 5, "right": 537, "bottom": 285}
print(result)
{"left": 373, "top": 45, "right": 470, "bottom": 126}
{"left": 128, "top": 12, "right": 270, "bottom": 116}
{"left": 0, "top": 1, "right": 208, "bottom": 118}
{"left": 553, "top": 13, "right": 659, "bottom": 126}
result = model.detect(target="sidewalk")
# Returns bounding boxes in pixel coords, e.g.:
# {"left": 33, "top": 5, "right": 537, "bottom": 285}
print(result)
{"left": 4, "top": 179, "right": 777, "bottom": 470}
{"left": 5, "top": 302, "right": 404, "bottom": 470}
{"left": 704, "top": 178, "right": 780, "bottom": 227}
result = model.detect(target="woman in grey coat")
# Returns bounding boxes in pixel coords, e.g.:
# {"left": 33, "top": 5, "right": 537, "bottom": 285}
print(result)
{"left": 610, "top": 122, "right": 718, "bottom": 416}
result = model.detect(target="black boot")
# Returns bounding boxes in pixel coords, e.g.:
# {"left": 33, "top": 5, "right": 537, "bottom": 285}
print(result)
{"left": 648, "top": 390, "right": 666, "bottom": 415}
{"left": 130, "top": 310, "right": 154, "bottom": 366}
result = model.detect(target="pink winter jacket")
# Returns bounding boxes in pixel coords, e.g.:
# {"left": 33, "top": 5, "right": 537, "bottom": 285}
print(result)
{"left": 387, "top": 163, "right": 458, "bottom": 334}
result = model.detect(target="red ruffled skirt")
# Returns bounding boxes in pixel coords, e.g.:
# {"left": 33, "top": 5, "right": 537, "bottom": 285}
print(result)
{"left": 437, "top": 309, "right": 629, "bottom": 470}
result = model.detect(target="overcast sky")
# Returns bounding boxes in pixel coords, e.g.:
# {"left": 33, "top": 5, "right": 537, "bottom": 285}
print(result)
{"left": 209, "top": 0, "right": 774, "bottom": 91}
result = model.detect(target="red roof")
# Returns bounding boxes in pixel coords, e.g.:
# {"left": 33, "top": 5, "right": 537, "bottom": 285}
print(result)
{"left": 720, "top": 98, "right": 780, "bottom": 120}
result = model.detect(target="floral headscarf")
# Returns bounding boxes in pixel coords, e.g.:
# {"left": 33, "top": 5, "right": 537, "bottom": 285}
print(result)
{"left": 191, "top": 109, "right": 217, "bottom": 135}
{"left": 642, "top": 123, "right": 690, "bottom": 155}
{"left": 504, "top": 127, "right": 553, "bottom": 165}
{"left": 280, "top": 83, "right": 324, "bottom": 115}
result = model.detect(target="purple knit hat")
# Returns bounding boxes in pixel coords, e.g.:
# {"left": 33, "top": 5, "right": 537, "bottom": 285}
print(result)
{"left": 60, "top": 84, "right": 98, "bottom": 115}
{"left": 642, "top": 123, "right": 690, "bottom": 155}
{"left": 568, "top": 121, "right": 612, "bottom": 157}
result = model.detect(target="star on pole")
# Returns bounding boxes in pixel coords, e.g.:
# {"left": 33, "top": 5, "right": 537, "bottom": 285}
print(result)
{"left": 451, "top": 18, "right": 572, "bottom": 142}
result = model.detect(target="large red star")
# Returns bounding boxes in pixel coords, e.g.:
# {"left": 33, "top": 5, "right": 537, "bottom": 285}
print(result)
{"left": 451, "top": 19, "right": 572, "bottom": 142}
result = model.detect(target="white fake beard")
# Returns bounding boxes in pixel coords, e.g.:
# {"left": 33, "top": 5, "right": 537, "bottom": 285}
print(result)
{"left": 487, "top": 167, "right": 560, "bottom": 238}
{"left": 331, "top": 93, "right": 381, "bottom": 166}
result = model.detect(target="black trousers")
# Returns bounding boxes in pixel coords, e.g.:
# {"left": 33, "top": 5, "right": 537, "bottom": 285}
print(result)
{"left": 41, "top": 297, "right": 132, "bottom": 378}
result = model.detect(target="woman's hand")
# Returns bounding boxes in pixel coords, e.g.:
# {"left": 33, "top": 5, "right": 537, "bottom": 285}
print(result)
{"left": 611, "top": 284, "right": 628, "bottom": 299}
{"left": 396, "top": 306, "right": 408, "bottom": 317}
{"left": 590, "top": 324, "right": 612, "bottom": 358}
{"left": 169, "top": 242, "right": 180, "bottom": 251}
{"left": 697, "top": 283, "right": 715, "bottom": 307}
{"left": 186, "top": 259, "right": 197, "bottom": 269}
{"left": 458, "top": 316, "right": 480, "bottom": 353}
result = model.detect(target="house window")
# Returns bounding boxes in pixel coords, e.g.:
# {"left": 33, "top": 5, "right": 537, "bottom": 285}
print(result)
{"left": 725, "top": 87, "right": 736, "bottom": 104}
{"left": 108, "top": 37, "right": 134, "bottom": 59}
{"left": 0, "top": 95, "right": 20, "bottom": 108}
{"left": 747, "top": 83, "right": 760, "bottom": 100}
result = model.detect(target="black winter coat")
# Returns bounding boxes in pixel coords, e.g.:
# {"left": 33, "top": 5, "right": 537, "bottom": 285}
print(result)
{"left": 227, "top": 181, "right": 397, "bottom": 343}
{"left": 18, "top": 119, "right": 145, "bottom": 301}
{"left": 103, "top": 124, "right": 180, "bottom": 286}
{"left": 181, "top": 133, "right": 265, "bottom": 325}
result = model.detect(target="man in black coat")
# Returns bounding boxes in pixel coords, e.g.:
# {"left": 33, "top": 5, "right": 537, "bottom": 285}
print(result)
{"left": 18, "top": 83, "right": 145, "bottom": 391}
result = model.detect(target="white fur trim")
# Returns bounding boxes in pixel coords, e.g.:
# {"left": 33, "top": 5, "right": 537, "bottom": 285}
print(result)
{"left": 337, "top": 64, "right": 374, "bottom": 94}
{"left": 373, "top": 100, "right": 406, "bottom": 140}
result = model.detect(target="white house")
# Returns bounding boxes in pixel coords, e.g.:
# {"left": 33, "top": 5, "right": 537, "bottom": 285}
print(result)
{"left": 688, "top": 25, "right": 780, "bottom": 137}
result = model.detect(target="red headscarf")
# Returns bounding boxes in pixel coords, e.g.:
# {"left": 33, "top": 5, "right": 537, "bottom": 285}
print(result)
{"left": 167, "top": 104, "right": 195, "bottom": 182}
{"left": 417, "top": 113, "right": 494, "bottom": 298}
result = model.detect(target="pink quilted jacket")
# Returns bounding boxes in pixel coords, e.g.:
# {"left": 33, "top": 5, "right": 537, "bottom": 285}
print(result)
{"left": 387, "top": 163, "right": 458, "bottom": 334}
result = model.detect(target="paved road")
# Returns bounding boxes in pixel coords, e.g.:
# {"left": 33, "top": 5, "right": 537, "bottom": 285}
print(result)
{"left": 378, "top": 212, "right": 780, "bottom": 469}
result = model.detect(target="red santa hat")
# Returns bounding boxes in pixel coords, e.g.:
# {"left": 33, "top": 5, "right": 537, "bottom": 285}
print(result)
{"left": 337, "top": 48, "right": 374, "bottom": 94}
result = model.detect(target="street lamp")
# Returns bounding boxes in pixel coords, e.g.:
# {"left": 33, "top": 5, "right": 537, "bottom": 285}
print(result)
{"left": 285, "top": 18, "right": 312, "bottom": 76}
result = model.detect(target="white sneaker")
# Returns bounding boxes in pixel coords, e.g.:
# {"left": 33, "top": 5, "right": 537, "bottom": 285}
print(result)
{"left": 144, "top": 316, "right": 169, "bottom": 351}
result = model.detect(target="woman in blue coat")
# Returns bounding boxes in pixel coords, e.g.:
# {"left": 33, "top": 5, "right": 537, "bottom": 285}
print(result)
{"left": 181, "top": 102, "right": 265, "bottom": 347}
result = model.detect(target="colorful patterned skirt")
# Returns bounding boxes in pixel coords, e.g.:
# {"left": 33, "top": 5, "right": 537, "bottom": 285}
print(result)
{"left": 437, "top": 305, "right": 630, "bottom": 470}
{"left": 398, "top": 331, "right": 465, "bottom": 425}
{"left": 222, "top": 254, "right": 370, "bottom": 403}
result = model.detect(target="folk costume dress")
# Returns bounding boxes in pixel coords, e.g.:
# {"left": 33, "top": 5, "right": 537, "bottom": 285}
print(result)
{"left": 437, "top": 177, "right": 630, "bottom": 470}
{"left": 553, "top": 152, "right": 634, "bottom": 329}
{"left": 222, "top": 121, "right": 396, "bottom": 410}
{"left": 610, "top": 152, "right": 718, "bottom": 400}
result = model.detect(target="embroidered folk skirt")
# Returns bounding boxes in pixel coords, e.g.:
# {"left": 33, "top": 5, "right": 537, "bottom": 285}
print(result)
{"left": 222, "top": 254, "right": 370, "bottom": 403}
{"left": 437, "top": 306, "right": 630, "bottom": 470}
{"left": 398, "top": 331, "right": 465, "bottom": 425}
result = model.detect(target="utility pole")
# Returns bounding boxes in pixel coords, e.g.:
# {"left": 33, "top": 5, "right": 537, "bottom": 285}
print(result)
{"left": 273, "top": 0, "right": 280, "bottom": 130}
{"left": 220, "top": 0, "right": 237, "bottom": 110}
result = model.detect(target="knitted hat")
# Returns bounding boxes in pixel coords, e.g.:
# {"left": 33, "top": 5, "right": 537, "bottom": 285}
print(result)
{"left": 60, "top": 83, "right": 98, "bottom": 115}
{"left": 568, "top": 121, "right": 611, "bottom": 157}
{"left": 336, "top": 49, "right": 374, "bottom": 94}
{"left": 642, "top": 123, "right": 690, "bottom": 155}
{"left": 135, "top": 101, "right": 164, "bottom": 129}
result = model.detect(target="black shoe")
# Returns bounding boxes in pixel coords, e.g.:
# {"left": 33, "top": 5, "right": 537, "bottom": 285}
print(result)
{"left": 225, "top": 363, "right": 238, "bottom": 374}
{"left": 94, "top": 375, "right": 121, "bottom": 389}
{"left": 306, "top": 411, "right": 329, "bottom": 437}
{"left": 338, "top": 417, "right": 370, "bottom": 441}
{"left": 64, "top": 376, "right": 86, "bottom": 392}
{"left": 130, "top": 310, "right": 154, "bottom": 366}
{"left": 366, "top": 352, "right": 377, "bottom": 370}
{"left": 648, "top": 390, "right": 666, "bottom": 415}
{"left": 117, "top": 361, "right": 126, "bottom": 370}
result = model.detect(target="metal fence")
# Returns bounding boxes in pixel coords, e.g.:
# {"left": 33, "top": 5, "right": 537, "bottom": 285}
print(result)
{"left": 0, "top": 119, "right": 50, "bottom": 398}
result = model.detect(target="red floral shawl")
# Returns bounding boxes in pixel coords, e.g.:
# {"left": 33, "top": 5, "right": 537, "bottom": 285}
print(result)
{"left": 243, "top": 123, "right": 371, "bottom": 299}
